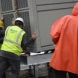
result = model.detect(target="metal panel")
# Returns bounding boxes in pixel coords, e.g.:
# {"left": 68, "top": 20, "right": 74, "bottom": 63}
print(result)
{"left": 37, "top": 3, "right": 73, "bottom": 11}
{"left": 37, "top": 9, "right": 72, "bottom": 47}
{"left": 36, "top": 0, "right": 73, "bottom": 5}
{"left": 28, "top": 0, "right": 42, "bottom": 52}
{"left": 3, "top": 13, "right": 14, "bottom": 29}
{"left": 73, "top": 0, "right": 78, "bottom": 1}
{"left": 73, "top": 1, "right": 78, "bottom": 5}
{"left": 0, "top": 0, "right": 2, "bottom": 14}
{"left": 27, "top": 53, "right": 53, "bottom": 65}
{"left": 19, "top": 11, "right": 31, "bottom": 39}
{"left": 17, "top": 0, "right": 28, "bottom": 9}
{"left": 20, "top": 53, "right": 53, "bottom": 70}
{"left": 0, "top": 6, "right": 1, "bottom": 18}
{"left": 1, "top": 0, "right": 13, "bottom": 12}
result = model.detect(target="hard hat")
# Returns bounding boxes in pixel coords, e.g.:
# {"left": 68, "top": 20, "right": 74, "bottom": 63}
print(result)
{"left": 15, "top": 17, "right": 24, "bottom": 23}
{"left": 0, "top": 20, "right": 4, "bottom": 28}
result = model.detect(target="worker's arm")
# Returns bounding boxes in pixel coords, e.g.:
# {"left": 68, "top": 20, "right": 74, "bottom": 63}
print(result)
{"left": 50, "top": 16, "right": 66, "bottom": 43}
{"left": 0, "top": 29, "right": 5, "bottom": 36}
{"left": 21, "top": 32, "right": 37, "bottom": 51}
{"left": 0, "top": 30, "right": 5, "bottom": 44}
{"left": 0, "top": 37, "right": 4, "bottom": 44}
{"left": 1, "top": 16, "right": 4, "bottom": 22}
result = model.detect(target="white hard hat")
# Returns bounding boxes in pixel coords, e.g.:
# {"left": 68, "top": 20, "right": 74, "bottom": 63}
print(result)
{"left": 15, "top": 17, "right": 24, "bottom": 23}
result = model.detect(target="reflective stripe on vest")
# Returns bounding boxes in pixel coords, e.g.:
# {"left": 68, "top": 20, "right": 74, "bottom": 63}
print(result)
{"left": 5, "top": 26, "right": 11, "bottom": 37}
{"left": 4, "top": 26, "right": 24, "bottom": 47}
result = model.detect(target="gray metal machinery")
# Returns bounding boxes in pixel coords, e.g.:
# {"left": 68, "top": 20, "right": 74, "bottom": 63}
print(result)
{"left": 0, "top": 0, "right": 78, "bottom": 78}
{"left": 0, "top": 0, "right": 77, "bottom": 52}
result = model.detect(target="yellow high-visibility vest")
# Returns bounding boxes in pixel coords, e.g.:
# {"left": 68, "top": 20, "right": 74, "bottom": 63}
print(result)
{"left": 1, "top": 26, "right": 25, "bottom": 56}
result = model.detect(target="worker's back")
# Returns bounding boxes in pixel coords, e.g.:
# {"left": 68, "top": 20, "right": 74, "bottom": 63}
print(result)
{"left": 1, "top": 26, "right": 25, "bottom": 56}
{"left": 50, "top": 3, "right": 78, "bottom": 74}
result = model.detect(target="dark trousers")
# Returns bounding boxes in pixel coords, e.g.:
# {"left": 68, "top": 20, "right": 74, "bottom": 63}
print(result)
{"left": 50, "top": 68, "right": 78, "bottom": 78}
{"left": 0, "top": 56, "right": 20, "bottom": 78}
{"left": 2, "top": 73, "right": 6, "bottom": 78}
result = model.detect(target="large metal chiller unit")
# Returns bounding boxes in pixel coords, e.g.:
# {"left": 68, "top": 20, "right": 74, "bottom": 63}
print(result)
{"left": 0, "top": 0, "right": 77, "bottom": 52}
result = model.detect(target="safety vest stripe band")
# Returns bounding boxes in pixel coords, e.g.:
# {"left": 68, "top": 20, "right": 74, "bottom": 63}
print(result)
{"left": 4, "top": 38, "right": 21, "bottom": 47}
{"left": 5, "top": 26, "right": 11, "bottom": 37}
{"left": 16, "top": 29, "right": 24, "bottom": 43}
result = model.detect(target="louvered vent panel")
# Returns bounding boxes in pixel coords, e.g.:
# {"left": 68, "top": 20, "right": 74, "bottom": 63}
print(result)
{"left": 3, "top": 14, "right": 14, "bottom": 28}
{"left": 1, "top": 0, "right": 13, "bottom": 12}
{"left": 17, "top": 0, "right": 28, "bottom": 9}
{"left": 19, "top": 11, "right": 31, "bottom": 39}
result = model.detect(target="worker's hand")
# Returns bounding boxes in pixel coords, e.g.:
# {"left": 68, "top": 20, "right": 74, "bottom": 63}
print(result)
{"left": 32, "top": 32, "right": 38, "bottom": 39}
{"left": 1, "top": 15, "right": 4, "bottom": 21}
{"left": 12, "top": 18, "right": 15, "bottom": 25}
{"left": 24, "top": 51, "right": 30, "bottom": 55}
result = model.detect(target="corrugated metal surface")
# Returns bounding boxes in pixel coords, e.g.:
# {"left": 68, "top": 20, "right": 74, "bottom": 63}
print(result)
{"left": 3, "top": 13, "right": 14, "bottom": 28}
{"left": 17, "top": 0, "right": 28, "bottom": 9}
{"left": 1, "top": 0, "right": 13, "bottom": 12}
{"left": 19, "top": 11, "right": 31, "bottom": 39}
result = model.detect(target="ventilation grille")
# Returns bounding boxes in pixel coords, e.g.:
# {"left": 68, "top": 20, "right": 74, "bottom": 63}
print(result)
{"left": 3, "top": 14, "right": 14, "bottom": 29}
{"left": 19, "top": 11, "right": 31, "bottom": 39}
{"left": 17, "top": 0, "right": 28, "bottom": 9}
{"left": 1, "top": 0, "right": 13, "bottom": 12}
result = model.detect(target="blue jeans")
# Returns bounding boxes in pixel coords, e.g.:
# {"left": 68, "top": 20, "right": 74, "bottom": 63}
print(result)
{"left": 2, "top": 73, "right": 6, "bottom": 78}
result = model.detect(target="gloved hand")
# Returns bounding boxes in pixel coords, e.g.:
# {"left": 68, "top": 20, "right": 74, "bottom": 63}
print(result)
{"left": 24, "top": 51, "right": 30, "bottom": 55}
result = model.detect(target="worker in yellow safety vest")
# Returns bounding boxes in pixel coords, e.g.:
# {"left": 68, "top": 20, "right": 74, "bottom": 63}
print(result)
{"left": 0, "top": 17, "right": 38, "bottom": 78}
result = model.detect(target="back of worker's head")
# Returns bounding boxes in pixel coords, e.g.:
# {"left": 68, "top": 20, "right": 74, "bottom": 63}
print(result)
{"left": 15, "top": 17, "right": 24, "bottom": 28}
{"left": 0, "top": 20, "right": 4, "bottom": 29}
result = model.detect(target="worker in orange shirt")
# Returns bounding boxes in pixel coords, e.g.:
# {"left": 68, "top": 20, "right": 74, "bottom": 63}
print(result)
{"left": 50, "top": 3, "right": 78, "bottom": 78}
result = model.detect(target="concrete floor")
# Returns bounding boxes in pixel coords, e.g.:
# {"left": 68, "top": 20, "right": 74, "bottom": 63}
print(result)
{"left": 6, "top": 64, "right": 48, "bottom": 78}
{"left": 6, "top": 64, "right": 69, "bottom": 78}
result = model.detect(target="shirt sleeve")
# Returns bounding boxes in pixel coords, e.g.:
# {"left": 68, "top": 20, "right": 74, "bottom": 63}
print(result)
{"left": 50, "top": 16, "right": 66, "bottom": 43}
{"left": 0, "top": 29, "right": 5, "bottom": 44}
{"left": 21, "top": 33, "right": 35, "bottom": 51}
{"left": 0, "top": 30, "right": 5, "bottom": 36}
